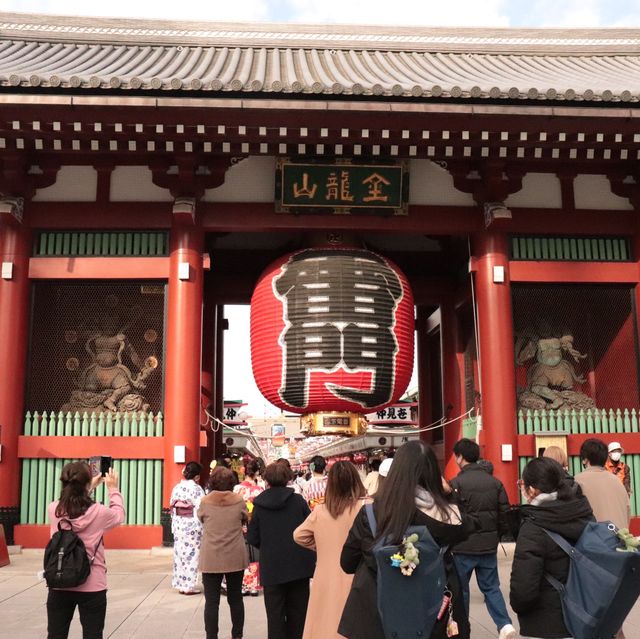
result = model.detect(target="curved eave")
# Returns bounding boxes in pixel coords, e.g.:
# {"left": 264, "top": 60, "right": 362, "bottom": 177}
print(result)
{"left": 1, "top": 43, "right": 639, "bottom": 103}
{"left": 1, "top": 13, "right": 640, "bottom": 103}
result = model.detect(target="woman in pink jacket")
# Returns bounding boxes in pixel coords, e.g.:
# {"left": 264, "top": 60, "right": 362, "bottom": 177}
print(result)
{"left": 47, "top": 461, "right": 126, "bottom": 639}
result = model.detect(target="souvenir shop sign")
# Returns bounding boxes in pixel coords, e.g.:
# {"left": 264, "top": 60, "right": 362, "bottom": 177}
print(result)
{"left": 276, "top": 160, "right": 409, "bottom": 215}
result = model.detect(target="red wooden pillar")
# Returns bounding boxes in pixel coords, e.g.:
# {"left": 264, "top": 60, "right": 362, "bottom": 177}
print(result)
{"left": 633, "top": 227, "right": 640, "bottom": 368}
{"left": 0, "top": 210, "right": 31, "bottom": 544}
{"left": 441, "top": 299, "right": 463, "bottom": 479}
{"left": 163, "top": 220, "right": 203, "bottom": 509}
{"left": 200, "top": 286, "right": 216, "bottom": 481}
{"left": 213, "top": 305, "right": 225, "bottom": 458}
{"left": 473, "top": 229, "right": 519, "bottom": 503}
{"left": 416, "top": 306, "right": 433, "bottom": 443}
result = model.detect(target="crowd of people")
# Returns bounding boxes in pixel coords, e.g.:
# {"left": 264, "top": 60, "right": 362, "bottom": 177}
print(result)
{"left": 43, "top": 434, "right": 633, "bottom": 639}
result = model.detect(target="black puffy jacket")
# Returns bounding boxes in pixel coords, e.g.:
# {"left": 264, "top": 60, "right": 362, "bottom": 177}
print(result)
{"left": 509, "top": 485, "right": 594, "bottom": 639}
{"left": 247, "top": 486, "right": 316, "bottom": 586}
{"left": 450, "top": 463, "right": 510, "bottom": 554}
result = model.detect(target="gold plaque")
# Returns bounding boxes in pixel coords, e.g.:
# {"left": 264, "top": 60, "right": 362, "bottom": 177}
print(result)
{"left": 302, "top": 411, "right": 367, "bottom": 437}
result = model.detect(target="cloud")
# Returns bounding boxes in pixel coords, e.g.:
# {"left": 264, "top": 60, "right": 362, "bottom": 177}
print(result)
{"left": 283, "top": 0, "right": 510, "bottom": 26}
{"left": 513, "top": 0, "right": 604, "bottom": 27}
{"left": 0, "top": 0, "right": 272, "bottom": 21}
{"left": 4, "top": 0, "right": 640, "bottom": 27}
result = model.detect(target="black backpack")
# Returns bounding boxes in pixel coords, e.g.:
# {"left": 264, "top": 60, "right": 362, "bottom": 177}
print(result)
{"left": 43, "top": 520, "right": 101, "bottom": 589}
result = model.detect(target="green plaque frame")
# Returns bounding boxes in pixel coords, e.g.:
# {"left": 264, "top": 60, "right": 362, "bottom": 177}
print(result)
{"left": 275, "top": 158, "right": 409, "bottom": 216}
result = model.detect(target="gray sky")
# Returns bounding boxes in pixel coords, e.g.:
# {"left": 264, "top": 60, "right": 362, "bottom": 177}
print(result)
{"left": 4, "top": 0, "right": 639, "bottom": 415}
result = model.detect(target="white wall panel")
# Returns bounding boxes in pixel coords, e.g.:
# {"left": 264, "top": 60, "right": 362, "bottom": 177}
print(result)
{"left": 409, "top": 160, "right": 475, "bottom": 206}
{"left": 574, "top": 174, "right": 633, "bottom": 210}
{"left": 505, "top": 173, "right": 562, "bottom": 208}
{"left": 204, "top": 156, "right": 275, "bottom": 202}
{"left": 110, "top": 166, "right": 172, "bottom": 202}
{"left": 33, "top": 166, "right": 97, "bottom": 201}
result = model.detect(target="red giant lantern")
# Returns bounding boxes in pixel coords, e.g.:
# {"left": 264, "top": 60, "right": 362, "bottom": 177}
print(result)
{"left": 251, "top": 247, "right": 414, "bottom": 435}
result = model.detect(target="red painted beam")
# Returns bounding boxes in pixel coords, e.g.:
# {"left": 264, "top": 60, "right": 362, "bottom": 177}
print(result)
{"left": 17, "top": 436, "right": 165, "bottom": 459}
{"left": 510, "top": 261, "right": 638, "bottom": 283}
{"left": 26, "top": 200, "right": 637, "bottom": 237}
{"left": 29, "top": 256, "right": 169, "bottom": 279}
{"left": 2, "top": 95, "right": 640, "bottom": 133}
{"left": 517, "top": 433, "right": 640, "bottom": 457}
{"left": 28, "top": 202, "right": 172, "bottom": 229}
{"left": 508, "top": 210, "right": 635, "bottom": 236}
{"left": 14, "top": 524, "right": 162, "bottom": 549}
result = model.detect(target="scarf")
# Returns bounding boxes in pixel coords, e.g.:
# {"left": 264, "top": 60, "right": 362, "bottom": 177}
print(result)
{"left": 415, "top": 486, "right": 435, "bottom": 510}
{"left": 531, "top": 491, "right": 558, "bottom": 506}
{"left": 414, "top": 486, "right": 462, "bottom": 524}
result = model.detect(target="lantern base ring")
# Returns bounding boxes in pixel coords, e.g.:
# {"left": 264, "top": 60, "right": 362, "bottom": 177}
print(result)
{"left": 301, "top": 411, "right": 367, "bottom": 437}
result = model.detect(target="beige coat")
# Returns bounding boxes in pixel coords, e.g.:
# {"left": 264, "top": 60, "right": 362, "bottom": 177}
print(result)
{"left": 294, "top": 500, "right": 366, "bottom": 639}
{"left": 198, "top": 491, "right": 249, "bottom": 574}
{"left": 575, "top": 465, "right": 630, "bottom": 530}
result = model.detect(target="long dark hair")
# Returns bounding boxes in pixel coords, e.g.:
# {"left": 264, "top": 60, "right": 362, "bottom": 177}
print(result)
{"left": 55, "top": 461, "right": 94, "bottom": 519}
{"left": 324, "top": 461, "right": 366, "bottom": 519}
{"left": 374, "top": 440, "right": 453, "bottom": 544}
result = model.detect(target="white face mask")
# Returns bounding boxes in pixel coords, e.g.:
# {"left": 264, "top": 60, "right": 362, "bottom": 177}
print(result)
{"left": 610, "top": 452, "right": 622, "bottom": 462}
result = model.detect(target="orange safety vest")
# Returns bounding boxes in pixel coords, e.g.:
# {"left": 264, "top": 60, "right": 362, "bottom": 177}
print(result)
{"left": 605, "top": 458, "right": 631, "bottom": 495}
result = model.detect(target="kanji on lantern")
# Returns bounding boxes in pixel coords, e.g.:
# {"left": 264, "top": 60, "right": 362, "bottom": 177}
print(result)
{"left": 250, "top": 247, "right": 414, "bottom": 415}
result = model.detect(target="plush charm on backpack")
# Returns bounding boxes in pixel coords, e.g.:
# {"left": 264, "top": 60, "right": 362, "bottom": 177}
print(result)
{"left": 390, "top": 533, "right": 421, "bottom": 576}
{"left": 616, "top": 528, "right": 640, "bottom": 552}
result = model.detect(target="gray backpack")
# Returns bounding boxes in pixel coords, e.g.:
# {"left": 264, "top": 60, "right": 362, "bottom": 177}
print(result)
{"left": 543, "top": 521, "right": 640, "bottom": 639}
{"left": 365, "top": 504, "right": 449, "bottom": 639}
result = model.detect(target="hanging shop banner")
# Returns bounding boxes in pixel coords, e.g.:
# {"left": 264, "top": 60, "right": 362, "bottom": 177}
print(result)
{"left": 251, "top": 247, "right": 415, "bottom": 414}
{"left": 271, "top": 423, "right": 286, "bottom": 448}
{"left": 275, "top": 159, "right": 409, "bottom": 215}
{"left": 366, "top": 402, "right": 418, "bottom": 426}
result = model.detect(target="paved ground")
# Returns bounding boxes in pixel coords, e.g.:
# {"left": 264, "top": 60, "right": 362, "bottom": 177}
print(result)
{"left": 1, "top": 545, "right": 639, "bottom": 638}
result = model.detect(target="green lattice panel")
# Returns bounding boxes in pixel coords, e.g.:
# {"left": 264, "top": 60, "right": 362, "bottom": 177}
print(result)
{"left": 34, "top": 231, "right": 168, "bottom": 257}
{"left": 511, "top": 236, "right": 631, "bottom": 262}
{"left": 20, "top": 458, "right": 163, "bottom": 525}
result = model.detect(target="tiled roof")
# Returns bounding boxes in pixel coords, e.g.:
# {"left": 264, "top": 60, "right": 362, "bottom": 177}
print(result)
{"left": 1, "top": 12, "right": 640, "bottom": 102}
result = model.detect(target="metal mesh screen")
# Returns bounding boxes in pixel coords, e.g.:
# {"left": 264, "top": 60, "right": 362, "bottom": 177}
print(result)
{"left": 513, "top": 284, "right": 639, "bottom": 413}
{"left": 27, "top": 282, "right": 165, "bottom": 415}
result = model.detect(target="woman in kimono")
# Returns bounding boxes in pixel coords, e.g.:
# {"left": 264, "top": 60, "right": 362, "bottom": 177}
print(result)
{"left": 170, "top": 461, "right": 205, "bottom": 594}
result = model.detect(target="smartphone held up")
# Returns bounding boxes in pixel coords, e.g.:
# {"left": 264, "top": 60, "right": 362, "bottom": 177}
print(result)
{"left": 89, "top": 455, "right": 113, "bottom": 477}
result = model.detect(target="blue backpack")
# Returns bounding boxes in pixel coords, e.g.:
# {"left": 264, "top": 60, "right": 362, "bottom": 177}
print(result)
{"left": 543, "top": 521, "right": 640, "bottom": 639}
{"left": 365, "top": 504, "right": 448, "bottom": 639}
